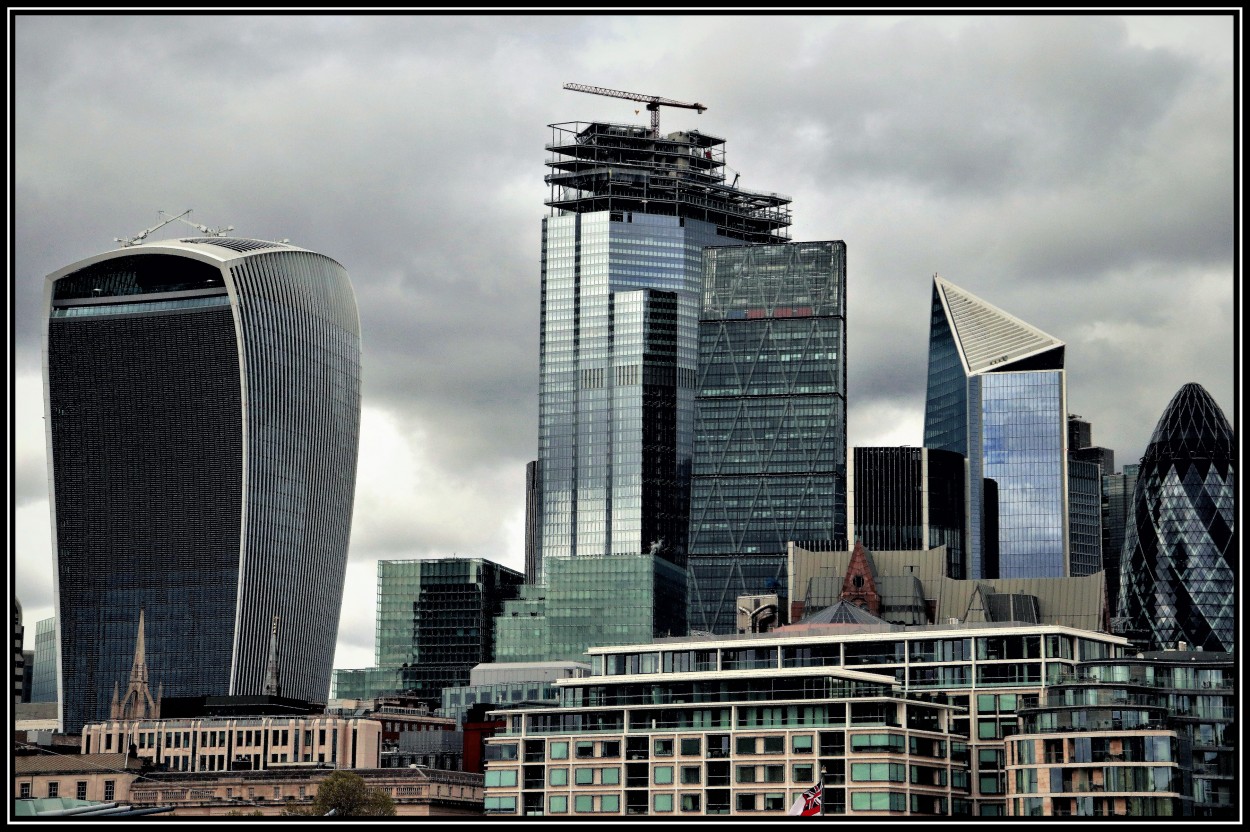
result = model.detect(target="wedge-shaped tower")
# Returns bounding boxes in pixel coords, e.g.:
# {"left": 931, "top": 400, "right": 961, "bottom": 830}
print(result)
{"left": 923, "top": 276, "right": 1069, "bottom": 579}
{"left": 1117, "top": 383, "right": 1235, "bottom": 651}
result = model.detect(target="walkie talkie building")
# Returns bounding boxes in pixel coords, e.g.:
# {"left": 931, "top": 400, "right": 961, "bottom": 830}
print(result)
{"left": 43, "top": 237, "right": 361, "bottom": 733}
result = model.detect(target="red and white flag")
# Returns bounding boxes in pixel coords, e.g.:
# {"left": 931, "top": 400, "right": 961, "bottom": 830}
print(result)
{"left": 787, "top": 781, "right": 823, "bottom": 816}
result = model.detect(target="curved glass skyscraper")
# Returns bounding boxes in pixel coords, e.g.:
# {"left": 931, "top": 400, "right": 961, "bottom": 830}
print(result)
{"left": 1117, "top": 383, "right": 1235, "bottom": 652}
{"left": 43, "top": 237, "right": 361, "bottom": 732}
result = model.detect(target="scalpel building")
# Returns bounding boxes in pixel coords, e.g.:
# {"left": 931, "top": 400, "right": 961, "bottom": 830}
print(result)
{"left": 43, "top": 237, "right": 361, "bottom": 733}
{"left": 923, "top": 277, "right": 1069, "bottom": 580}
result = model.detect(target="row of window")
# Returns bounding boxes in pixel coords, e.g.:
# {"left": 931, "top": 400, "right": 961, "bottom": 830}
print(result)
{"left": 19, "top": 781, "right": 116, "bottom": 801}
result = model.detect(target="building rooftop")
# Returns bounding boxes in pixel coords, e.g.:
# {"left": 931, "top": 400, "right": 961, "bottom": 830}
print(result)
{"left": 545, "top": 121, "right": 792, "bottom": 243}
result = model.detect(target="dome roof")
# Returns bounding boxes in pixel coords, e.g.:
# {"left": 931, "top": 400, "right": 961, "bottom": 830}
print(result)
{"left": 1144, "top": 382, "right": 1233, "bottom": 465}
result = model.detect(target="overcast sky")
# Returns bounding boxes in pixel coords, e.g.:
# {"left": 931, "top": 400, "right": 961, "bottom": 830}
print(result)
{"left": 11, "top": 14, "right": 1238, "bottom": 672}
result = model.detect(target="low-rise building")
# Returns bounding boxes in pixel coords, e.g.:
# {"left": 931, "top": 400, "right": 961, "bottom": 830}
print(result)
{"left": 13, "top": 752, "right": 145, "bottom": 803}
{"left": 483, "top": 620, "right": 1130, "bottom": 817}
{"left": 1005, "top": 648, "right": 1234, "bottom": 818}
{"left": 125, "top": 766, "right": 484, "bottom": 816}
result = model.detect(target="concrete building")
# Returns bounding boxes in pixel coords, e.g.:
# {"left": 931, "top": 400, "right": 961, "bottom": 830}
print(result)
{"left": 788, "top": 543, "right": 1109, "bottom": 634}
{"left": 1005, "top": 647, "right": 1234, "bottom": 817}
{"left": 43, "top": 234, "right": 362, "bottom": 733}
{"left": 13, "top": 753, "right": 146, "bottom": 803}
{"left": 482, "top": 620, "right": 1129, "bottom": 817}
{"left": 125, "top": 766, "right": 484, "bottom": 817}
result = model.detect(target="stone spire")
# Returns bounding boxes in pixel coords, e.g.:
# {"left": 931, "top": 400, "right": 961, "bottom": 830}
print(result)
{"left": 112, "top": 608, "right": 159, "bottom": 721}
{"left": 839, "top": 540, "right": 882, "bottom": 616}
{"left": 263, "top": 615, "right": 281, "bottom": 697}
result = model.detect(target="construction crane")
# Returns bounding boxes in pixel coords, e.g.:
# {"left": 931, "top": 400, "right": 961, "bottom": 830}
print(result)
{"left": 563, "top": 83, "right": 706, "bottom": 138}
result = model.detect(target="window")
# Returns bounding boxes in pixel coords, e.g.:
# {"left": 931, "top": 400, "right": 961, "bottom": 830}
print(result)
{"left": 792, "top": 734, "right": 814, "bottom": 754}
{"left": 484, "top": 796, "right": 516, "bottom": 814}
{"left": 76, "top": 782, "right": 88, "bottom": 800}
{"left": 681, "top": 794, "right": 701, "bottom": 812}
{"left": 601, "top": 767, "right": 620, "bottom": 786}
{"left": 762, "top": 736, "right": 785, "bottom": 754}
{"left": 851, "top": 762, "right": 906, "bottom": 782}
{"left": 736, "top": 736, "right": 756, "bottom": 755}
{"left": 47, "top": 782, "right": 60, "bottom": 798}
{"left": 549, "top": 796, "right": 567, "bottom": 814}
{"left": 680, "top": 766, "right": 701, "bottom": 785}
{"left": 575, "top": 768, "right": 594, "bottom": 785}
{"left": 574, "top": 795, "right": 593, "bottom": 813}
{"left": 549, "top": 768, "right": 568, "bottom": 787}
{"left": 736, "top": 793, "right": 757, "bottom": 811}
{"left": 764, "top": 764, "right": 786, "bottom": 783}
{"left": 764, "top": 793, "right": 786, "bottom": 811}
{"left": 680, "top": 737, "right": 701, "bottom": 756}
{"left": 850, "top": 791, "right": 906, "bottom": 812}
{"left": 600, "top": 741, "right": 620, "bottom": 759}
{"left": 575, "top": 741, "right": 594, "bottom": 759}
{"left": 20, "top": 783, "right": 31, "bottom": 799}
{"left": 485, "top": 770, "right": 518, "bottom": 788}
{"left": 653, "top": 794, "right": 673, "bottom": 812}
{"left": 654, "top": 738, "right": 674, "bottom": 756}
{"left": 550, "top": 741, "right": 569, "bottom": 760}
{"left": 654, "top": 766, "right": 674, "bottom": 785}
{"left": 736, "top": 765, "right": 757, "bottom": 783}
{"left": 600, "top": 795, "right": 619, "bottom": 813}
{"left": 793, "top": 764, "right": 814, "bottom": 783}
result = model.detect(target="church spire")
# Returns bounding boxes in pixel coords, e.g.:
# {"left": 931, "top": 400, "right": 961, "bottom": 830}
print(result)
{"left": 114, "top": 608, "right": 158, "bottom": 721}
{"left": 263, "top": 615, "right": 281, "bottom": 697}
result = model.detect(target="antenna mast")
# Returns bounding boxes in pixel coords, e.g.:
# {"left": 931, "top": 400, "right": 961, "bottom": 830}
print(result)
{"left": 115, "top": 210, "right": 233, "bottom": 247}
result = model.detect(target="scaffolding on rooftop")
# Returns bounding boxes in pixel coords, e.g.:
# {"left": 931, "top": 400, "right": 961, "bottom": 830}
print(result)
{"left": 545, "top": 121, "right": 792, "bottom": 244}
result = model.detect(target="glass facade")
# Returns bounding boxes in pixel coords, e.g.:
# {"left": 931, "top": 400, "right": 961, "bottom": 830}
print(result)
{"left": 538, "top": 211, "right": 722, "bottom": 570}
{"left": 528, "top": 119, "right": 793, "bottom": 650}
{"left": 334, "top": 558, "right": 523, "bottom": 705}
{"left": 1116, "top": 384, "right": 1234, "bottom": 652}
{"left": 1067, "top": 458, "right": 1103, "bottom": 577}
{"left": 923, "top": 278, "right": 1068, "bottom": 579}
{"left": 686, "top": 242, "right": 847, "bottom": 633}
{"left": 974, "top": 372, "right": 1067, "bottom": 578}
{"left": 850, "top": 447, "right": 967, "bottom": 580}
{"left": 1102, "top": 464, "right": 1138, "bottom": 621}
{"left": 31, "top": 617, "right": 58, "bottom": 703}
{"left": 44, "top": 240, "right": 361, "bottom": 733}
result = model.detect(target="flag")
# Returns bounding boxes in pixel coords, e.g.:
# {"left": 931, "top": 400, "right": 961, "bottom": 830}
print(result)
{"left": 786, "top": 781, "right": 823, "bottom": 816}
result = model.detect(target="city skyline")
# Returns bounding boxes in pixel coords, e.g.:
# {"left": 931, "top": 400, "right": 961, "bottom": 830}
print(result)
{"left": 12, "top": 14, "right": 1237, "bottom": 671}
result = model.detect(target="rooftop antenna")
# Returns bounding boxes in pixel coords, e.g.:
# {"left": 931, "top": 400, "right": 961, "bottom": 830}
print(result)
{"left": 171, "top": 211, "right": 233, "bottom": 237}
{"left": 115, "top": 209, "right": 191, "bottom": 247}
{"left": 115, "top": 209, "right": 234, "bottom": 247}
{"left": 563, "top": 82, "right": 707, "bottom": 139}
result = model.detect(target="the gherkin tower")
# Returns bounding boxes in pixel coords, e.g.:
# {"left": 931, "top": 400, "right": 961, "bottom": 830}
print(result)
{"left": 1117, "top": 383, "right": 1235, "bottom": 651}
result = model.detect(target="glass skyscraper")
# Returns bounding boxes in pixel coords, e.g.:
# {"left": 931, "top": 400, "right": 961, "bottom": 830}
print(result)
{"left": 923, "top": 276, "right": 1069, "bottom": 579}
{"left": 334, "top": 558, "right": 524, "bottom": 705}
{"left": 31, "top": 616, "right": 58, "bottom": 704}
{"left": 43, "top": 237, "right": 361, "bottom": 732}
{"left": 512, "top": 118, "right": 791, "bottom": 657}
{"left": 535, "top": 121, "right": 791, "bottom": 577}
{"left": 849, "top": 446, "right": 967, "bottom": 580}
{"left": 686, "top": 241, "right": 847, "bottom": 633}
{"left": 1117, "top": 383, "right": 1235, "bottom": 652}
{"left": 1102, "top": 462, "right": 1138, "bottom": 621}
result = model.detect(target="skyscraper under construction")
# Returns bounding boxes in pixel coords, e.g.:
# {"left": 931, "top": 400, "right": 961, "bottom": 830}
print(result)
{"left": 505, "top": 96, "right": 794, "bottom": 658}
